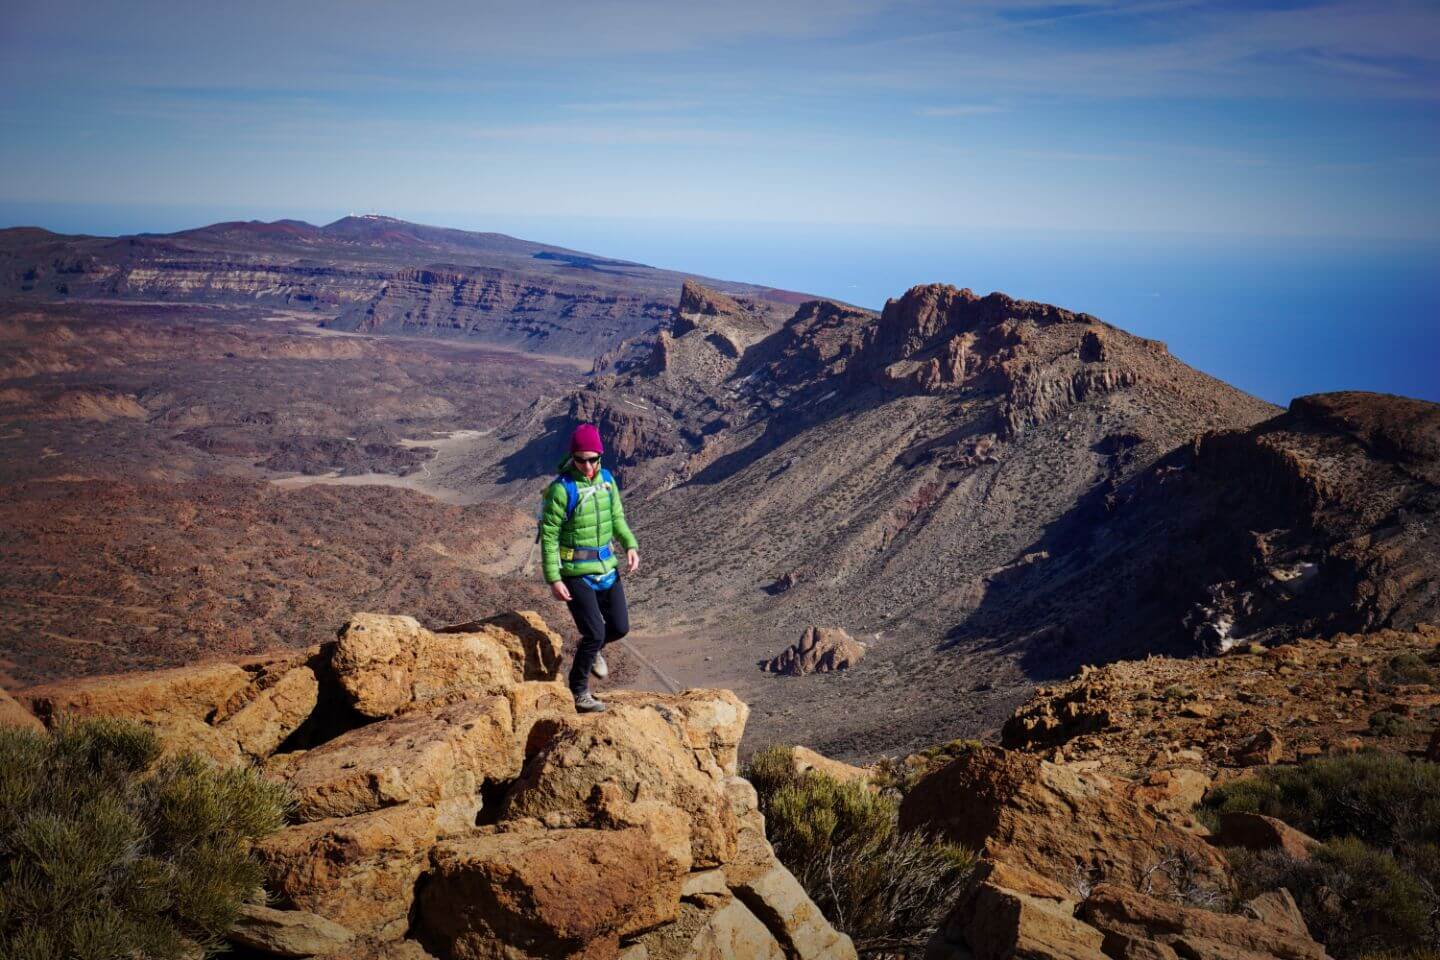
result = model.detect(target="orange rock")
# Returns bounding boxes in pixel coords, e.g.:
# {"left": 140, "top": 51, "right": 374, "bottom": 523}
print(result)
{"left": 606, "top": 688, "right": 750, "bottom": 777}
{"left": 435, "top": 609, "right": 565, "bottom": 682}
{"left": 1214, "top": 813, "right": 1320, "bottom": 861}
{"left": 272, "top": 696, "right": 518, "bottom": 822}
{"left": 21, "top": 661, "right": 251, "bottom": 726}
{"left": 787, "top": 745, "right": 872, "bottom": 787}
{"left": 1079, "top": 883, "right": 1330, "bottom": 960}
{"left": 254, "top": 802, "right": 446, "bottom": 939}
{"left": 216, "top": 665, "right": 318, "bottom": 758}
{"left": 416, "top": 826, "right": 680, "bottom": 960}
{"left": 502, "top": 705, "right": 737, "bottom": 868}
{"left": 1236, "top": 729, "right": 1284, "bottom": 766}
{"left": 330, "top": 613, "right": 515, "bottom": 719}
{"left": 898, "top": 746, "right": 1229, "bottom": 897}
{"left": 0, "top": 685, "right": 44, "bottom": 732}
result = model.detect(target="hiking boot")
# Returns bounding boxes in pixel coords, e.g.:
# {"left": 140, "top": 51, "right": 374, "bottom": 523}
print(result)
{"left": 574, "top": 691, "right": 608, "bottom": 713}
{"left": 591, "top": 652, "right": 609, "bottom": 679}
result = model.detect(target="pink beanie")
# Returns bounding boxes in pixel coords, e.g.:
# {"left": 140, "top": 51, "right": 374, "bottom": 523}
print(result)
{"left": 570, "top": 423, "right": 603, "bottom": 455}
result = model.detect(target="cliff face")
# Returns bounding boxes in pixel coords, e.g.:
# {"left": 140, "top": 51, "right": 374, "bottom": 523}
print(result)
{"left": 337, "top": 266, "right": 678, "bottom": 358}
{"left": 0, "top": 218, "right": 811, "bottom": 361}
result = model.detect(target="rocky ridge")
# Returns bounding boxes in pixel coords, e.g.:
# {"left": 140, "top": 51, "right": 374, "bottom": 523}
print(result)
{"left": 7, "top": 610, "right": 855, "bottom": 960}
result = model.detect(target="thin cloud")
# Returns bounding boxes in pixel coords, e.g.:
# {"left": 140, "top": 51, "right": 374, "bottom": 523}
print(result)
{"left": 915, "top": 104, "right": 1006, "bottom": 117}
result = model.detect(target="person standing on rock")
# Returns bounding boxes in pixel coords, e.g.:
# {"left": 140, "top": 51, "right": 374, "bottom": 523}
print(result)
{"left": 539, "top": 423, "right": 640, "bottom": 712}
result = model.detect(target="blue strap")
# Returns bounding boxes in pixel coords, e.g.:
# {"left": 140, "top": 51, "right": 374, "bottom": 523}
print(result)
{"left": 582, "top": 569, "right": 618, "bottom": 590}
{"left": 559, "top": 476, "right": 578, "bottom": 519}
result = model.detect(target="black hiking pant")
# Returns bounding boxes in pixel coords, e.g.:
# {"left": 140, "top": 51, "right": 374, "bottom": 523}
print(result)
{"left": 562, "top": 574, "right": 629, "bottom": 695}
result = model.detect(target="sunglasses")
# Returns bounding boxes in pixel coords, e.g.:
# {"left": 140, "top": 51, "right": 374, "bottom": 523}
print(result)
{"left": 573, "top": 455, "right": 601, "bottom": 465}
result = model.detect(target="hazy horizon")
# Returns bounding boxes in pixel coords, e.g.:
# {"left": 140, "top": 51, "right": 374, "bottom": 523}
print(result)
{"left": 2, "top": 199, "right": 1435, "bottom": 407}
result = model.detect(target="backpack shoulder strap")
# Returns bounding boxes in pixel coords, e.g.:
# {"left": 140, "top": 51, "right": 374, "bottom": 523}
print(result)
{"left": 558, "top": 475, "right": 579, "bottom": 520}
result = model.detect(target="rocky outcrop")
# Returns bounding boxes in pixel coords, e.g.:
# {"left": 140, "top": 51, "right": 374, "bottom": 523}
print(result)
{"left": 331, "top": 613, "right": 524, "bottom": 718}
{"left": 898, "top": 745, "right": 1229, "bottom": 898}
{"left": 28, "top": 609, "right": 852, "bottom": 960}
{"left": 1079, "top": 883, "right": 1331, "bottom": 960}
{"left": 927, "top": 863, "right": 1333, "bottom": 960}
{"left": 994, "top": 626, "right": 1440, "bottom": 777}
{"left": 763, "top": 626, "right": 866, "bottom": 676}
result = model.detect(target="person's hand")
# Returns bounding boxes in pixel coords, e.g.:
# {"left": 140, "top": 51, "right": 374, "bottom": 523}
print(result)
{"left": 550, "top": 580, "right": 572, "bottom": 602}
{"left": 626, "top": 548, "right": 640, "bottom": 573}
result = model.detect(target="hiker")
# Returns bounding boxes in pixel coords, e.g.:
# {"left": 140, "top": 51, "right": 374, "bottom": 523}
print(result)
{"left": 538, "top": 423, "right": 640, "bottom": 712}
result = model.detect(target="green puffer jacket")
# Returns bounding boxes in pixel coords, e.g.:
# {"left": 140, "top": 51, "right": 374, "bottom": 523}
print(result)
{"left": 540, "top": 456, "right": 639, "bottom": 584}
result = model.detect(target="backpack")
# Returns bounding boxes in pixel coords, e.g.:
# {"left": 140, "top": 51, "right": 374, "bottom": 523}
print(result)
{"left": 533, "top": 467, "right": 615, "bottom": 544}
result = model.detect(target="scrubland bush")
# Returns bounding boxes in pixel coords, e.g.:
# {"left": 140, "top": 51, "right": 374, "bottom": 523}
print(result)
{"left": 745, "top": 745, "right": 976, "bottom": 957}
{"left": 1204, "top": 753, "right": 1440, "bottom": 957}
{"left": 1382, "top": 652, "right": 1435, "bottom": 686}
{"left": 0, "top": 717, "right": 289, "bottom": 960}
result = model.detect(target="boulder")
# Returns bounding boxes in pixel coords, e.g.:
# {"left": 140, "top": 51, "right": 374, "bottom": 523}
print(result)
{"left": 898, "top": 746, "right": 1229, "bottom": 897}
{"left": 633, "top": 899, "right": 787, "bottom": 960}
{"left": 416, "top": 826, "right": 681, "bottom": 960}
{"left": 437, "top": 610, "right": 565, "bottom": 682}
{"left": 1214, "top": 813, "right": 1319, "bottom": 861}
{"left": 226, "top": 903, "right": 355, "bottom": 957}
{"left": 21, "top": 661, "right": 252, "bottom": 726}
{"left": 1241, "top": 889, "right": 1311, "bottom": 939}
{"left": 156, "top": 715, "right": 244, "bottom": 766}
{"left": 253, "top": 802, "right": 447, "bottom": 939}
{"left": 502, "top": 705, "right": 738, "bottom": 868}
{"left": 763, "top": 626, "right": 865, "bottom": 675}
{"left": 729, "top": 861, "right": 859, "bottom": 960}
{"left": 330, "top": 613, "right": 515, "bottom": 719}
{"left": 508, "top": 679, "right": 575, "bottom": 754}
{"left": 605, "top": 688, "right": 750, "bottom": 777}
{"left": 960, "top": 882, "right": 1106, "bottom": 960}
{"left": 271, "top": 696, "right": 518, "bottom": 822}
{"left": 217, "top": 665, "right": 319, "bottom": 758}
{"left": 1236, "top": 729, "right": 1285, "bottom": 767}
{"left": 788, "top": 745, "right": 872, "bottom": 787}
{"left": 1121, "top": 768, "right": 1211, "bottom": 819}
{"left": 0, "top": 686, "right": 43, "bottom": 732}
{"left": 1079, "top": 883, "right": 1331, "bottom": 960}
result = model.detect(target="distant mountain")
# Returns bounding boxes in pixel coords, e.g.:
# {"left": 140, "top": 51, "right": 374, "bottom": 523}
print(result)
{"left": 0, "top": 215, "right": 813, "bottom": 359}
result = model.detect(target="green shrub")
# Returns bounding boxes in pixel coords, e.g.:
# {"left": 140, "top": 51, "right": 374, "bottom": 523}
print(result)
{"left": 1206, "top": 754, "right": 1440, "bottom": 957}
{"left": 745, "top": 745, "right": 976, "bottom": 955}
{"left": 1227, "top": 840, "right": 1434, "bottom": 957}
{"left": 0, "top": 717, "right": 290, "bottom": 960}
{"left": 1382, "top": 652, "right": 1435, "bottom": 686}
{"left": 1202, "top": 752, "right": 1440, "bottom": 849}
{"left": 1367, "top": 709, "right": 1417, "bottom": 737}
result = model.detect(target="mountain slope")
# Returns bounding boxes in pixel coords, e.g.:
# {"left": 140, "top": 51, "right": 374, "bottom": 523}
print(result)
{"left": 459, "top": 281, "right": 1439, "bottom": 757}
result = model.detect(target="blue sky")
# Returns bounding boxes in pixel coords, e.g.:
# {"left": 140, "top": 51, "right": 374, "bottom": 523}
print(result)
{"left": 2, "top": 0, "right": 1437, "bottom": 238}
{"left": 0, "top": 1, "right": 1436, "bottom": 403}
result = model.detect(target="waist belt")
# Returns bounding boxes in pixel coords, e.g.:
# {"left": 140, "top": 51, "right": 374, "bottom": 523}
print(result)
{"left": 582, "top": 569, "right": 618, "bottom": 591}
{"left": 560, "top": 544, "right": 612, "bottom": 563}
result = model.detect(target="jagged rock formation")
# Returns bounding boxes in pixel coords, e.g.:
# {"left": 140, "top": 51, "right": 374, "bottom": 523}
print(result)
{"left": 0, "top": 218, "right": 809, "bottom": 360}
{"left": 762, "top": 626, "right": 866, "bottom": 675}
{"left": 15, "top": 610, "right": 855, "bottom": 960}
